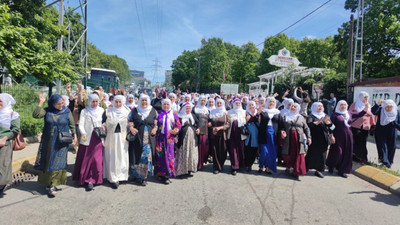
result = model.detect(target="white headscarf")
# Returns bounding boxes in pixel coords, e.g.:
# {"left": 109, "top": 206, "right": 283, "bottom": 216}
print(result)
{"left": 194, "top": 96, "right": 209, "bottom": 115}
{"left": 136, "top": 94, "right": 153, "bottom": 120}
{"left": 126, "top": 94, "right": 137, "bottom": 109}
{"left": 207, "top": 98, "right": 216, "bottom": 111}
{"left": 280, "top": 98, "right": 294, "bottom": 116}
{"left": 335, "top": 100, "right": 350, "bottom": 127}
{"left": 86, "top": 94, "right": 104, "bottom": 120}
{"left": 228, "top": 99, "right": 246, "bottom": 127}
{"left": 161, "top": 98, "right": 175, "bottom": 133}
{"left": 179, "top": 102, "right": 195, "bottom": 125}
{"left": 103, "top": 93, "right": 112, "bottom": 107}
{"left": 262, "top": 97, "right": 280, "bottom": 115}
{"left": 0, "top": 93, "right": 19, "bottom": 128}
{"left": 285, "top": 103, "right": 301, "bottom": 122}
{"left": 380, "top": 99, "right": 398, "bottom": 126}
{"left": 169, "top": 93, "right": 179, "bottom": 113}
{"left": 210, "top": 99, "right": 226, "bottom": 119}
{"left": 311, "top": 102, "right": 326, "bottom": 119}
{"left": 62, "top": 95, "right": 70, "bottom": 107}
{"left": 109, "top": 95, "right": 129, "bottom": 120}
{"left": 246, "top": 101, "right": 257, "bottom": 117}
{"left": 355, "top": 91, "right": 369, "bottom": 113}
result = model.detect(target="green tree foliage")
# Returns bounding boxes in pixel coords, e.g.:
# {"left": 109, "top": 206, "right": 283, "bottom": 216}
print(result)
{"left": 171, "top": 50, "right": 199, "bottom": 91}
{"left": 231, "top": 42, "right": 260, "bottom": 92}
{"left": 321, "top": 71, "right": 347, "bottom": 101}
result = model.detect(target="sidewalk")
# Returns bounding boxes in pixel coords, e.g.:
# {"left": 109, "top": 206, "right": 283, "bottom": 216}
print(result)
{"left": 12, "top": 142, "right": 40, "bottom": 173}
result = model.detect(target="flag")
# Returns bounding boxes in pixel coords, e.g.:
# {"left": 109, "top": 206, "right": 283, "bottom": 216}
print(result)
{"left": 223, "top": 71, "right": 225, "bottom": 82}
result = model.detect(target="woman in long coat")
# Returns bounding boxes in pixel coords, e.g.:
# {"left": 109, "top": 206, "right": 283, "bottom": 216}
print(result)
{"left": 258, "top": 97, "right": 283, "bottom": 174}
{"left": 103, "top": 95, "right": 131, "bottom": 189}
{"left": 155, "top": 99, "right": 181, "bottom": 184}
{"left": 227, "top": 99, "right": 246, "bottom": 175}
{"left": 306, "top": 102, "right": 332, "bottom": 178}
{"left": 281, "top": 103, "right": 311, "bottom": 180}
{"left": 209, "top": 99, "right": 231, "bottom": 174}
{"left": 244, "top": 101, "right": 259, "bottom": 172}
{"left": 176, "top": 103, "right": 199, "bottom": 176}
{"left": 128, "top": 94, "right": 158, "bottom": 186}
{"left": 371, "top": 99, "right": 400, "bottom": 168}
{"left": 33, "top": 94, "right": 76, "bottom": 197}
{"left": 326, "top": 100, "right": 353, "bottom": 178}
{"left": 194, "top": 96, "right": 210, "bottom": 170}
{"left": 73, "top": 94, "right": 104, "bottom": 190}
{"left": 0, "top": 94, "right": 21, "bottom": 198}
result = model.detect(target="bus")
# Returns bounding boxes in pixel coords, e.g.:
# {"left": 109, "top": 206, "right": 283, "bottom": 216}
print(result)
{"left": 84, "top": 68, "right": 119, "bottom": 93}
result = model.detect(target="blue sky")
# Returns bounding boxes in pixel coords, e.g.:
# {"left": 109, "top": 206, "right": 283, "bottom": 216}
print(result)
{"left": 84, "top": 0, "right": 350, "bottom": 84}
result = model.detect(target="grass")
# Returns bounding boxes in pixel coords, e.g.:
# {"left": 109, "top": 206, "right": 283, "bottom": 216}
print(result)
{"left": 368, "top": 162, "right": 400, "bottom": 177}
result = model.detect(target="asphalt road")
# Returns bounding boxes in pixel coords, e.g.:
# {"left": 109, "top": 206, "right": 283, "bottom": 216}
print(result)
{"left": 1, "top": 154, "right": 399, "bottom": 225}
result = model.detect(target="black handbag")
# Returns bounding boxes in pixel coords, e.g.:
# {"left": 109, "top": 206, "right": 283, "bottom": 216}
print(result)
{"left": 126, "top": 131, "right": 136, "bottom": 142}
{"left": 58, "top": 131, "right": 73, "bottom": 144}
{"left": 240, "top": 124, "right": 249, "bottom": 135}
{"left": 91, "top": 117, "right": 106, "bottom": 138}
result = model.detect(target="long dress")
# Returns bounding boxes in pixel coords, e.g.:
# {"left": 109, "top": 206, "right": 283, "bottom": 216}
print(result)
{"left": 0, "top": 117, "right": 20, "bottom": 187}
{"left": 176, "top": 114, "right": 199, "bottom": 176}
{"left": 326, "top": 113, "right": 353, "bottom": 174}
{"left": 244, "top": 114, "right": 259, "bottom": 168}
{"left": 195, "top": 112, "right": 209, "bottom": 170}
{"left": 33, "top": 106, "right": 75, "bottom": 187}
{"left": 72, "top": 108, "right": 104, "bottom": 185}
{"left": 154, "top": 112, "right": 181, "bottom": 177}
{"left": 128, "top": 108, "right": 157, "bottom": 180}
{"left": 103, "top": 109, "right": 130, "bottom": 183}
{"left": 228, "top": 120, "right": 245, "bottom": 170}
{"left": 306, "top": 115, "right": 332, "bottom": 172}
{"left": 371, "top": 105, "right": 400, "bottom": 168}
{"left": 210, "top": 114, "right": 230, "bottom": 172}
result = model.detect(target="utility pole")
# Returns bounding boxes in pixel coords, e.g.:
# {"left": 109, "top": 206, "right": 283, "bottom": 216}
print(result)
{"left": 84, "top": 0, "right": 88, "bottom": 89}
{"left": 56, "top": 0, "right": 64, "bottom": 94}
{"left": 352, "top": 0, "right": 365, "bottom": 83}
{"left": 347, "top": 14, "right": 354, "bottom": 101}
{"left": 195, "top": 58, "right": 201, "bottom": 92}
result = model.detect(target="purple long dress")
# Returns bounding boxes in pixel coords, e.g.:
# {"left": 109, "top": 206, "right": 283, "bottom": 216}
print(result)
{"left": 228, "top": 120, "right": 245, "bottom": 170}
{"left": 154, "top": 111, "right": 181, "bottom": 177}
{"left": 326, "top": 113, "right": 353, "bottom": 174}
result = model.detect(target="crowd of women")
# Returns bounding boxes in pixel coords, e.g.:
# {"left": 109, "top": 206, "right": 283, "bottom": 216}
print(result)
{"left": 0, "top": 84, "right": 399, "bottom": 198}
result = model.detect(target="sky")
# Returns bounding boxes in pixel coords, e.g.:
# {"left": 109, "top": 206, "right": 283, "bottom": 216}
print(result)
{"left": 81, "top": 0, "right": 351, "bottom": 84}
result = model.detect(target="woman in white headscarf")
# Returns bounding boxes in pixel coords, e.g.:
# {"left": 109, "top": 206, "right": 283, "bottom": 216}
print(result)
{"left": 194, "top": 95, "right": 210, "bottom": 170}
{"left": 176, "top": 102, "right": 199, "bottom": 176}
{"left": 209, "top": 99, "right": 231, "bottom": 174}
{"left": 128, "top": 94, "right": 158, "bottom": 186}
{"left": 326, "top": 100, "right": 353, "bottom": 178}
{"left": 168, "top": 93, "right": 180, "bottom": 113}
{"left": 102, "top": 95, "right": 131, "bottom": 189}
{"left": 103, "top": 93, "right": 112, "bottom": 108}
{"left": 349, "top": 91, "right": 376, "bottom": 163}
{"left": 207, "top": 98, "right": 216, "bottom": 111}
{"left": 126, "top": 94, "right": 137, "bottom": 110}
{"left": 73, "top": 94, "right": 105, "bottom": 190}
{"left": 280, "top": 98, "right": 294, "bottom": 116}
{"left": 371, "top": 99, "right": 400, "bottom": 168}
{"left": 244, "top": 101, "right": 259, "bottom": 172}
{"left": 306, "top": 102, "right": 333, "bottom": 178}
{"left": 281, "top": 103, "right": 311, "bottom": 180}
{"left": 0, "top": 94, "right": 21, "bottom": 197}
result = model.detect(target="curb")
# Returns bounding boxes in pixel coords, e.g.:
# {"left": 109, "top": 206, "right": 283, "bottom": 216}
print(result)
{"left": 12, "top": 154, "right": 37, "bottom": 173}
{"left": 354, "top": 165, "right": 400, "bottom": 197}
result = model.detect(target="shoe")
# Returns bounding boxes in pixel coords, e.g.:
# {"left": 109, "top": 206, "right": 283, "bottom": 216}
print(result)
{"left": 338, "top": 172, "right": 348, "bottom": 178}
{"left": 47, "top": 186, "right": 57, "bottom": 197}
{"left": 315, "top": 171, "right": 324, "bottom": 178}
{"left": 265, "top": 170, "right": 272, "bottom": 175}
{"left": 87, "top": 182, "right": 94, "bottom": 191}
{"left": 285, "top": 168, "right": 291, "bottom": 175}
{"left": 188, "top": 171, "right": 193, "bottom": 176}
{"left": 247, "top": 167, "right": 251, "bottom": 172}
{"left": 0, "top": 185, "right": 6, "bottom": 198}
{"left": 328, "top": 168, "right": 334, "bottom": 174}
{"left": 141, "top": 179, "right": 147, "bottom": 186}
{"left": 258, "top": 168, "right": 263, "bottom": 173}
{"left": 293, "top": 174, "right": 300, "bottom": 181}
{"left": 232, "top": 170, "right": 237, "bottom": 176}
{"left": 164, "top": 178, "right": 171, "bottom": 185}
{"left": 112, "top": 182, "right": 119, "bottom": 189}
{"left": 213, "top": 170, "right": 219, "bottom": 174}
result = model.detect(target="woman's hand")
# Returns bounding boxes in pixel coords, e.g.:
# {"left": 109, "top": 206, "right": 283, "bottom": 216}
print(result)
{"left": 81, "top": 134, "right": 87, "bottom": 141}
{"left": 208, "top": 122, "right": 212, "bottom": 128}
{"left": 324, "top": 115, "right": 331, "bottom": 125}
{"left": 307, "top": 138, "right": 312, "bottom": 145}
{"left": 151, "top": 127, "right": 157, "bottom": 136}
{"left": 378, "top": 99, "right": 385, "bottom": 106}
{"left": 196, "top": 129, "right": 200, "bottom": 135}
{"left": 38, "top": 93, "right": 46, "bottom": 107}
{"left": 102, "top": 125, "right": 107, "bottom": 132}
{"left": 171, "top": 128, "right": 179, "bottom": 135}
{"left": 330, "top": 134, "right": 335, "bottom": 145}
{"left": 130, "top": 127, "right": 138, "bottom": 135}
{"left": 0, "top": 137, "right": 8, "bottom": 147}
{"left": 364, "top": 102, "right": 371, "bottom": 112}
{"left": 281, "top": 130, "right": 287, "bottom": 139}
{"left": 73, "top": 134, "right": 78, "bottom": 146}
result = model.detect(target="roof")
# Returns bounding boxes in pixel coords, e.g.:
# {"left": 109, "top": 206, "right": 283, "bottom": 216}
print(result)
{"left": 349, "top": 76, "right": 400, "bottom": 87}
{"left": 91, "top": 68, "right": 116, "bottom": 73}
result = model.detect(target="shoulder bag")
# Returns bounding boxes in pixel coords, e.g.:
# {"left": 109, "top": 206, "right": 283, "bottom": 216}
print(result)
{"left": 10, "top": 112, "right": 26, "bottom": 151}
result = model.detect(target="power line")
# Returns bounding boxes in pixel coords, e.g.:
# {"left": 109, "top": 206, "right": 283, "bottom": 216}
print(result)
{"left": 256, "top": 0, "right": 332, "bottom": 47}
{"left": 133, "top": 0, "right": 148, "bottom": 60}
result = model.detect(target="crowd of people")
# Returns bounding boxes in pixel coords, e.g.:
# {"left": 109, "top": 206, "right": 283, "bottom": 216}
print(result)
{"left": 0, "top": 83, "right": 399, "bottom": 198}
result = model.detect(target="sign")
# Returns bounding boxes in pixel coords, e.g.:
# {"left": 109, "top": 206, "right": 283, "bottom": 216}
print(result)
{"left": 220, "top": 83, "right": 239, "bottom": 95}
{"left": 354, "top": 86, "right": 400, "bottom": 106}
{"left": 312, "top": 83, "right": 324, "bottom": 100}
{"left": 267, "top": 48, "right": 301, "bottom": 67}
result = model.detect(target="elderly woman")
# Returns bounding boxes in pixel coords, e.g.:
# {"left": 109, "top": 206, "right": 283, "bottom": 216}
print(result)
{"left": 126, "top": 94, "right": 137, "bottom": 110}
{"left": 176, "top": 103, "right": 199, "bottom": 176}
{"left": 128, "top": 94, "right": 158, "bottom": 186}
{"left": 33, "top": 94, "right": 76, "bottom": 197}
{"left": 280, "top": 98, "right": 294, "bottom": 116}
{"left": 209, "top": 99, "right": 231, "bottom": 174}
{"left": 0, "top": 94, "right": 21, "bottom": 198}
{"left": 281, "top": 103, "right": 311, "bottom": 180}
{"left": 102, "top": 95, "right": 130, "bottom": 189}
{"left": 244, "top": 101, "right": 259, "bottom": 172}
{"left": 349, "top": 91, "right": 375, "bottom": 164}
{"left": 326, "top": 100, "right": 353, "bottom": 178}
{"left": 371, "top": 99, "right": 400, "bottom": 168}
{"left": 155, "top": 99, "right": 181, "bottom": 184}
{"left": 169, "top": 93, "right": 180, "bottom": 113}
{"left": 73, "top": 94, "right": 104, "bottom": 190}
{"left": 194, "top": 96, "right": 210, "bottom": 170}
{"left": 207, "top": 98, "right": 216, "bottom": 111}
{"left": 258, "top": 97, "right": 283, "bottom": 174}
{"left": 306, "top": 102, "right": 333, "bottom": 178}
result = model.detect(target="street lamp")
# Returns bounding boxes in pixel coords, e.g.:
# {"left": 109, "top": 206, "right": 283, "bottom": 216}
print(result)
{"left": 194, "top": 57, "right": 201, "bottom": 92}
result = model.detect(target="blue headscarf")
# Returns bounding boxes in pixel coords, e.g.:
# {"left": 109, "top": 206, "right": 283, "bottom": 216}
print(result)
{"left": 47, "top": 94, "right": 70, "bottom": 115}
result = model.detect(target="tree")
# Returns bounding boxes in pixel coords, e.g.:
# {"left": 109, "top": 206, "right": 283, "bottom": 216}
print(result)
{"left": 321, "top": 71, "right": 347, "bottom": 101}
{"left": 231, "top": 42, "right": 260, "bottom": 92}
{"left": 171, "top": 50, "right": 199, "bottom": 91}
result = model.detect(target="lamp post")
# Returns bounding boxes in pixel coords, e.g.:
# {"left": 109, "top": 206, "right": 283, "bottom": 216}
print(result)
{"left": 194, "top": 57, "right": 201, "bottom": 92}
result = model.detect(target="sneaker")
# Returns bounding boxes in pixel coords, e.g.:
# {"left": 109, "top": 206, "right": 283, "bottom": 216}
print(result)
{"left": 164, "top": 178, "right": 171, "bottom": 185}
{"left": 87, "top": 182, "right": 94, "bottom": 191}
{"left": 141, "top": 179, "right": 147, "bottom": 186}
{"left": 47, "top": 186, "right": 57, "bottom": 197}
{"left": 112, "top": 181, "right": 119, "bottom": 189}
{"left": 338, "top": 172, "right": 348, "bottom": 178}
{"left": 232, "top": 170, "right": 237, "bottom": 176}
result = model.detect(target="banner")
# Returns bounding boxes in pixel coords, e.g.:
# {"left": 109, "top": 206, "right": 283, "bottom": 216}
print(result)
{"left": 220, "top": 83, "right": 239, "bottom": 95}
{"left": 354, "top": 86, "right": 400, "bottom": 106}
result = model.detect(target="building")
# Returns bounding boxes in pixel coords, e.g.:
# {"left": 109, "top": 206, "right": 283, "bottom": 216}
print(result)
{"left": 165, "top": 70, "right": 173, "bottom": 86}
{"left": 130, "top": 70, "right": 145, "bottom": 78}
{"left": 130, "top": 70, "right": 146, "bottom": 86}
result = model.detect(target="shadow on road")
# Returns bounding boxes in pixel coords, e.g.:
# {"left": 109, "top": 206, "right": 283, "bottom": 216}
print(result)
{"left": 349, "top": 191, "right": 400, "bottom": 206}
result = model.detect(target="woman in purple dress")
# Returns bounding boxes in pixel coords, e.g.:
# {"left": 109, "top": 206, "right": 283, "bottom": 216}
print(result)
{"left": 326, "top": 100, "right": 353, "bottom": 178}
{"left": 194, "top": 96, "right": 210, "bottom": 170}
{"left": 227, "top": 99, "right": 246, "bottom": 175}
{"left": 155, "top": 99, "right": 181, "bottom": 184}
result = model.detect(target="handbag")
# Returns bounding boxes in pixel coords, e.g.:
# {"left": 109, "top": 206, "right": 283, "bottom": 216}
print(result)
{"left": 90, "top": 117, "right": 106, "bottom": 138}
{"left": 12, "top": 131, "right": 26, "bottom": 151}
{"left": 240, "top": 124, "right": 249, "bottom": 135}
{"left": 126, "top": 130, "right": 136, "bottom": 142}
{"left": 58, "top": 131, "right": 73, "bottom": 144}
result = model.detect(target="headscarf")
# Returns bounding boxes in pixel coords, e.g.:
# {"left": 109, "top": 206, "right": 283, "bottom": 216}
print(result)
{"left": 228, "top": 99, "right": 246, "bottom": 127}
{"left": 103, "top": 93, "right": 112, "bottom": 107}
{"left": 126, "top": 94, "right": 137, "bottom": 109}
{"left": 0, "top": 93, "right": 19, "bottom": 128}
{"left": 381, "top": 99, "right": 398, "bottom": 126}
{"left": 242, "top": 96, "right": 249, "bottom": 103}
{"left": 136, "top": 94, "right": 153, "bottom": 120}
{"left": 178, "top": 102, "right": 195, "bottom": 125}
{"left": 210, "top": 99, "right": 226, "bottom": 119}
{"left": 194, "top": 96, "right": 209, "bottom": 115}
{"left": 48, "top": 94, "right": 70, "bottom": 115}
{"left": 335, "top": 100, "right": 350, "bottom": 127}
{"left": 109, "top": 95, "right": 129, "bottom": 120}
{"left": 262, "top": 97, "right": 280, "bottom": 115}
{"left": 258, "top": 97, "right": 266, "bottom": 107}
{"left": 280, "top": 98, "right": 294, "bottom": 116}
{"left": 62, "top": 95, "right": 70, "bottom": 107}
{"left": 311, "top": 102, "right": 325, "bottom": 119}
{"left": 285, "top": 103, "right": 301, "bottom": 122}
{"left": 160, "top": 98, "right": 175, "bottom": 134}
{"left": 246, "top": 101, "right": 257, "bottom": 117}
{"left": 169, "top": 93, "right": 179, "bottom": 113}
{"left": 86, "top": 94, "right": 103, "bottom": 120}
{"left": 193, "top": 97, "right": 199, "bottom": 105}
{"left": 355, "top": 91, "right": 369, "bottom": 113}
{"left": 207, "top": 98, "right": 216, "bottom": 111}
